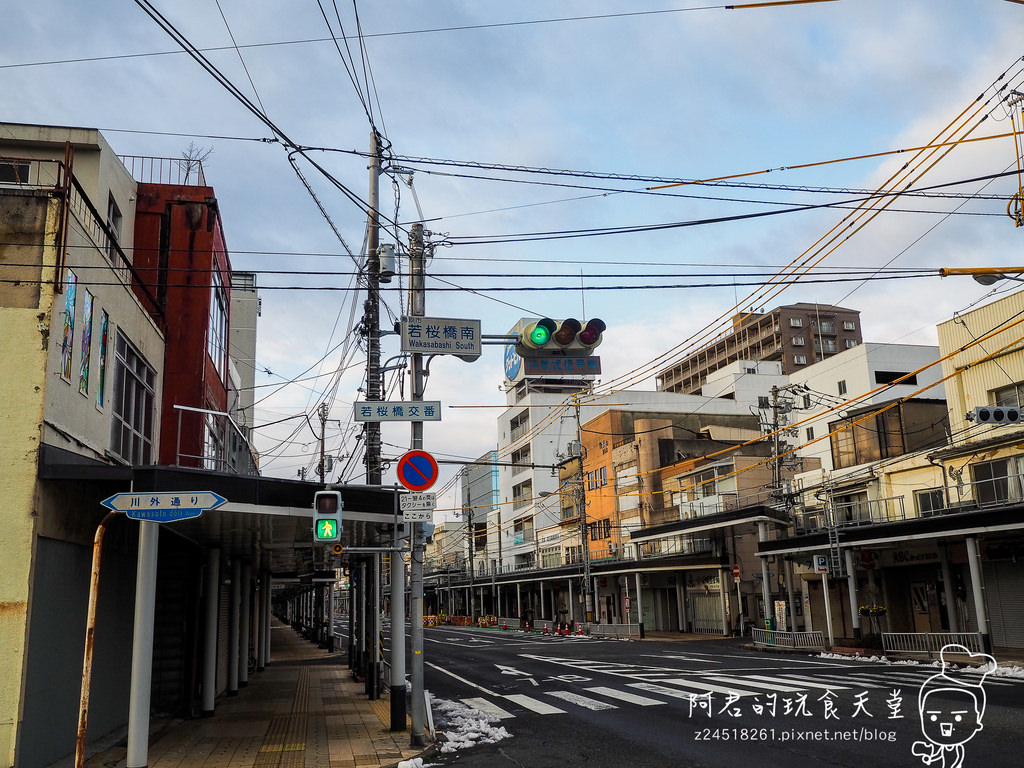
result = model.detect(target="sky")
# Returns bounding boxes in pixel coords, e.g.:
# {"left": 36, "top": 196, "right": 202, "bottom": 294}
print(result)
{"left": 5, "top": 1, "right": 1024, "bottom": 515}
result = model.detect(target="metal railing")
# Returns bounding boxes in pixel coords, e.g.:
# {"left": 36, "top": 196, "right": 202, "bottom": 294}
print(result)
{"left": 118, "top": 155, "right": 207, "bottom": 186}
{"left": 795, "top": 495, "right": 907, "bottom": 534}
{"left": 172, "top": 404, "right": 259, "bottom": 475}
{"left": 882, "top": 632, "right": 982, "bottom": 658}
{"left": 751, "top": 628, "right": 827, "bottom": 650}
{"left": 588, "top": 623, "right": 642, "bottom": 639}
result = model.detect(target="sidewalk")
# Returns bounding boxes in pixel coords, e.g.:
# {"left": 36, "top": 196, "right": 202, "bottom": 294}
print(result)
{"left": 83, "top": 619, "right": 427, "bottom": 768}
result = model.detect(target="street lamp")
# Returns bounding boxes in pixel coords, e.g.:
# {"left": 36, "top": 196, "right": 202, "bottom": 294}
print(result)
{"left": 939, "top": 266, "right": 1024, "bottom": 285}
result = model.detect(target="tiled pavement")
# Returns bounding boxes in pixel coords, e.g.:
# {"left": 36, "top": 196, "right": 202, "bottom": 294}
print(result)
{"left": 83, "top": 620, "right": 426, "bottom": 768}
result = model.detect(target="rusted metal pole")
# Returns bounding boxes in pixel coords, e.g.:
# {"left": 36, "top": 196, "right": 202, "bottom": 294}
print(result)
{"left": 75, "top": 511, "right": 119, "bottom": 768}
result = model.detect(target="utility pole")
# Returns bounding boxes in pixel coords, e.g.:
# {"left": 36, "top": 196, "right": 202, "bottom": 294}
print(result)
{"left": 364, "top": 131, "right": 383, "bottom": 485}
{"left": 408, "top": 221, "right": 427, "bottom": 748}
{"left": 318, "top": 402, "right": 328, "bottom": 483}
{"left": 572, "top": 397, "right": 592, "bottom": 623}
{"left": 467, "top": 504, "right": 476, "bottom": 619}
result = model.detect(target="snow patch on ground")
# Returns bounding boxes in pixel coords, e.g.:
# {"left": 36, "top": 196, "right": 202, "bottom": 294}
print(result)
{"left": 815, "top": 652, "right": 1024, "bottom": 677}
{"left": 432, "top": 698, "right": 512, "bottom": 754}
{"left": 964, "top": 663, "right": 1024, "bottom": 679}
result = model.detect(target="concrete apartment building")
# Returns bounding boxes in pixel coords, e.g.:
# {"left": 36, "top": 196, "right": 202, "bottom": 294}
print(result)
{"left": 657, "top": 303, "right": 863, "bottom": 395}
{"left": 0, "top": 123, "right": 272, "bottom": 768}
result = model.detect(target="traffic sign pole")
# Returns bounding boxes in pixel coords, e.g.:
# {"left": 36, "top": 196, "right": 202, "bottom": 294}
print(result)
{"left": 127, "top": 520, "right": 159, "bottom": 768}
{"left": 733, "top": 564, "right": 743, "bottom": 635}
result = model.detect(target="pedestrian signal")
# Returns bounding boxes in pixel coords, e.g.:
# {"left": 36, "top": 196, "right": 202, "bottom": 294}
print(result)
{"left": 313, "top": 490, "right": 342, "bottom": 543}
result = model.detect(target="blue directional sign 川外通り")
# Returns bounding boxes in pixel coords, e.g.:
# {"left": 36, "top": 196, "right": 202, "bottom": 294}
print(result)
{"left": 100, "top": 491, "right": 228, "bottom": 522}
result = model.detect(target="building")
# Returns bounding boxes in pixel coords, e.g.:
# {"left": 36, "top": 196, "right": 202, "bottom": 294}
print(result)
{"left": 129, "top": 165, "right": 257, "bottom": 473}
{"left": 0, "top": 125, "right": 168, "bottom": 767}
{"left": 657, "top": 303, "right": 862, "bottom": 395}
{"left": 0, "top": 123, "right": 302, "bottom": 768}
{"left": 759, "top": 288, "right": 1024, "bottom": 651}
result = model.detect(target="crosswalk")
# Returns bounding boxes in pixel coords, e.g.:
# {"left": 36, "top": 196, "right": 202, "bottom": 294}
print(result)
{"left": 451, "top": 666, "right": 1023, "bottom": 721}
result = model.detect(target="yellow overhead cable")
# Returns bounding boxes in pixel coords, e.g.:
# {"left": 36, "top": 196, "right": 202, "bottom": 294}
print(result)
{"left": 594, "top": 64, "right": 1024, "bottom": 396}
{"left": 647, "top": 132, "right": 1016, "bottom": 191}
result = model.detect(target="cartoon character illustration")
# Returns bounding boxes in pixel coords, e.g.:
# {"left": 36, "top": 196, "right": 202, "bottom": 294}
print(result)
{"left": 911, "top": 644, "right": 996, "bottom": 768}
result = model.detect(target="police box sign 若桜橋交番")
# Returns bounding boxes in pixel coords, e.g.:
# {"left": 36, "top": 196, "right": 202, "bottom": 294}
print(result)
{"left": 400, "top": 316, "right": 481, "bottom": 357}
{"left": 353, "top": 401, "right": 442, "bottom": 422}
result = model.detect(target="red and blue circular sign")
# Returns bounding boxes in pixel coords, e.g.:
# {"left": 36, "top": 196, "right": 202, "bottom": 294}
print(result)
{"left": 396, "top": 450, "right": 439, "bottom": 491}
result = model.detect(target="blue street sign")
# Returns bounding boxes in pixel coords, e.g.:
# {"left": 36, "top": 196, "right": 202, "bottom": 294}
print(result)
{"left": 100, "top": 491, "right": 227, "bottom": 523}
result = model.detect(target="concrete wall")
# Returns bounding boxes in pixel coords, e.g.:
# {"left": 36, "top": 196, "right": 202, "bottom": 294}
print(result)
{"left": 0, "top": 194, "right": 58, "bottom": 768}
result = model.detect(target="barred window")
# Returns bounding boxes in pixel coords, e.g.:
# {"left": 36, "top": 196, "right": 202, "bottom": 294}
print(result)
{"left": 110, "top": 332, "right": 155, "bottom": 464}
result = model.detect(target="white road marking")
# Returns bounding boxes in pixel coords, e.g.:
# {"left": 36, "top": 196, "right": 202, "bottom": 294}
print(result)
{"left": 742, "top": 673, "right": 850, "bottom": 690}
{"left": 651, "top": 678, "right": 760, "bottom": 697}
{"left": 584, "top": 686, "right": 665, "bottom": 706}
{"left": 425, "top": 662, "right": 498, "bottom": 696}
{"left": 462, "top": 697, "right": 515, "bottom": 720}
{"left": 545, "top": 690, "right": 618, "bottom": 711}
{"left": 627, "top": 682, "right": 747, "bottom": 700}
{"left": 701, "top": 675, "right": 808, "bottom": 693}
{"left": 505, "top": 694, "right": 566, "bottom": 714}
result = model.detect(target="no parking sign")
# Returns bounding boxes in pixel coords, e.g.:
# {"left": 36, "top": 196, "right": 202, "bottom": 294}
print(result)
{"left": 396, "top": 450, "right": 439, "bottom": 492}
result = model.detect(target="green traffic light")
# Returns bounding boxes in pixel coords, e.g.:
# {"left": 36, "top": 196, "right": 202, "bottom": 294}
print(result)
{"left": 529, "top": 324, "right": 551, "bottom": 346}
{"left": 315, "top": 518, "right": 340, "bottom": 540}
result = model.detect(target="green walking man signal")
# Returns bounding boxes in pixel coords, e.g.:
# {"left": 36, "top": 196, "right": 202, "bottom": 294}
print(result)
{"left": 313, "top": 490, "right": 342, "bottom": 543}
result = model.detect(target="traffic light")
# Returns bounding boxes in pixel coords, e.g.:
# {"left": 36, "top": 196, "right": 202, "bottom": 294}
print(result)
{"left": 313, "top": 490, "right": 342, "bottom": 544}
{"left": 515, "top": 317, "right": 605, "bottom": 356}
{"left": 968, "top": 405, "right": 1023, "bottom": 425}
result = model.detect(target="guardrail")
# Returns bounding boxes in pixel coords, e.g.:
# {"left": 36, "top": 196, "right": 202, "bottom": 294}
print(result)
{"left": 882, "top": 632, "right": 982, "bottom": 657}
{"left": 751, "top": 628, "right": 827, "bottom": 650}
{"left": 588, "top": 623, "right": 642, "bottom": 639}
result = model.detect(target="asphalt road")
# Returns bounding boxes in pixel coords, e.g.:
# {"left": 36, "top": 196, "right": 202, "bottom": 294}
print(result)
{"left": 402, "top": 624, "right": 1024, "bottom": 768}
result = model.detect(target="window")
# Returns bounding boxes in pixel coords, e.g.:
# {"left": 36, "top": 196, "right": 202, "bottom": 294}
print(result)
{"left": 812, "top": 320, "right": 836, "bottom": 334}
{"left": 794, "top": 355, "right": 807, "bottom": 365}
{"left": 598, "top": 466, "right": 608, "bottom": 486}
{"left": 757, "top": 395, "right": 770, "bottom": 409}
{"left": 564, "top": 546, "right": 582, "bottom": 564}
{"left": 915, "top": 488, "right": 945, "bottom": 516}
{"left": 60, "top": 270, "right": 77, "bottom": 382}
{"left": 208, "top": 269, "right": 228, "bottom": 381}
{"left": 509, "top": 410, "right": 529, "bottom": 441}
{"left": 473, "top": 521, "right": 487, "bottom": 549}
{"left": 540, "top": 547, "right": 561, "bottom": 568}
{"left": 875, "top": 371, "right": 916, "bottom": 386}
{"left": 970, "top": 457, "right": 1024, "bottom": 506}
{"left": 0, "top": 160, "right": 30, "bottom": 184}
{"left": 846, "top": 339, "right": 858, "bottom": 349}
{"left": 829, "top": 409, "right": 905, "bottom": 469}
{"left": 511, "top": 444, "right": 531, "bottom": 471}
{"left": 512, "top": 479, "right": 533, "bottom": 510}
{"left": 513, "top": 516, "right": 534, "bottom": 544}
{"left": 803, "top": 394, "right": 812, "bottom": 409}
{"left": 806, "top": 427, "right": 814, "bottom": 441}
{"left": 106, "top": 194, "right": 122, "bottom": 261}
{"left": 838, "top": 380, "right": 847, "bottom": 396}
{"left": 792, "top": 336, "right": 805, "bottom": 346}
{"left": 203, "top": 411, "right": 225, "bottom": 470}
{"left": 110, "top": 332, "right": 156, "bottom": 465}
{"left": 789, "top": 317, "right": 804, "bottom": 327}
{"left": 815, "top": 338, "right": 837, "bottom": 353}
{"left": 843, "top": 320, "right": 857, "bottom": 331}
{"left": 992, "top": 382, "right": 1024, "bottom": 408}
